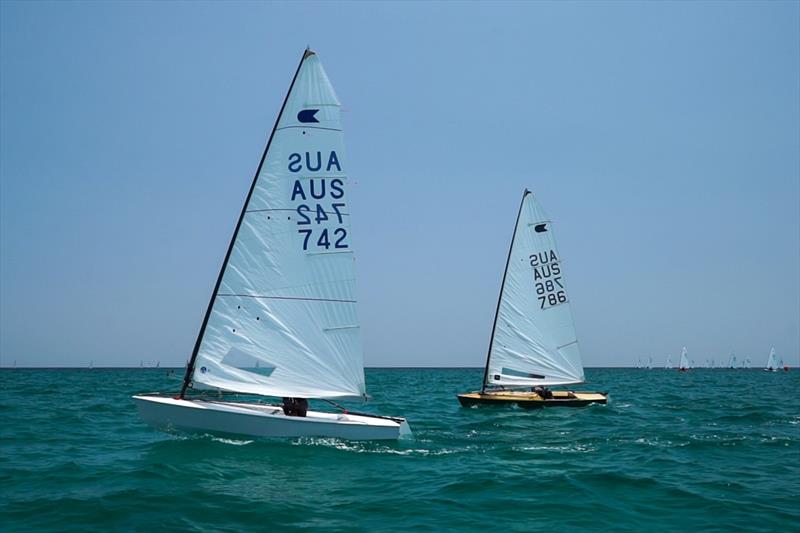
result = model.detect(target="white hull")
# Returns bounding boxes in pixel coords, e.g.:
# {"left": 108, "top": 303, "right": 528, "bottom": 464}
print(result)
{"left": 133, "top": 395, "right": 411, "bottom": 441}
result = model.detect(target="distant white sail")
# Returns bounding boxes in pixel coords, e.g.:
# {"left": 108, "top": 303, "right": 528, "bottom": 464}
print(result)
{"left": 679, "top": 347, "right": 689, "bottom": 370}
{"left": 765, "top": 347, "right": 777, "bottom": 371}
{"left": 189, "top": 51, "right": 365, "bottom": 399}
{"left": 665, "top": 356, "right": 672, "bottom": 369}
{"left": 484, "top": 191, "right": 584, "bottom": 388}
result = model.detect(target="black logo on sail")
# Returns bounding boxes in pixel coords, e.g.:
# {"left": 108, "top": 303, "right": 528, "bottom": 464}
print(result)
{"left": 297, "top": 109, "right": 319, "bottom": 123}
{"left": 534, "top": 223, "right": 548, "bottom": 233}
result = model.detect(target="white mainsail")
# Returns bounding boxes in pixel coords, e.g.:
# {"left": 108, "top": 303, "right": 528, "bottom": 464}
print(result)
{"left": 679, "top": 347, "right": 689, "bottom": 369}
{"left": 186, "top": 50, "right": 365, "bottom": 399}
{"left": 765, "top": 347, "right": 777, "bottom": 370}
{"left": 484, "top": 190, "right": 584, "bottom": 388}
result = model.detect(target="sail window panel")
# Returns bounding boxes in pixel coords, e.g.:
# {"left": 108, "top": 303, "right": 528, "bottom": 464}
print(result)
{"left": 501, "top": 367, "right": 546, "bottom": 379}
{"left": 195, "top": 296, "right": 364, "bottom": 398}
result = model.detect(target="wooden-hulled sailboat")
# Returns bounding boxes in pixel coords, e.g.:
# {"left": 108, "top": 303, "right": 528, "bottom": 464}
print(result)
{"left": 457, "top": 190, "right": 607, "bottom": 408}
{"left": 134, "top": 49, "right": 410, "bottom": 440}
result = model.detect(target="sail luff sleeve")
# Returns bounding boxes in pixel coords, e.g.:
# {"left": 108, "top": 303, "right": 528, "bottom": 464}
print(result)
{"left": 481, "top": 189, "right": 530, "bottom": 392}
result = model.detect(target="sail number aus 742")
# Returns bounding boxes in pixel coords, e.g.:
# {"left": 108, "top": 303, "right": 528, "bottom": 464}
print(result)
{"left": 530, "top": 250, "right": 568, "bottom": 309}
{"left": 290, "top": 176, "right": 349, "bottom": 251}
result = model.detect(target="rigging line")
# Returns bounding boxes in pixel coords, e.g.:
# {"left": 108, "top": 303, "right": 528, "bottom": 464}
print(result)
{"left": 217, "top": 293, "right": 357, "bottom": 303}
{"left": 322, "top": 398, "right": 349, "bottom": 413}
{"left": 321, "top": 399, "right": 406, "bottom": 424}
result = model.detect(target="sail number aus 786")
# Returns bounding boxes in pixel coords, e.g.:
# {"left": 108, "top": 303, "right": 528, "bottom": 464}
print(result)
{"left": 530, "top": 250, "right": 568, "bottom": 309}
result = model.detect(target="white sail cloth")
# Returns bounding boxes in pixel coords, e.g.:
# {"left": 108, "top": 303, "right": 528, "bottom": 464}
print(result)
{"left": 679, "top": 347, "right": 689, "bottom": 369}
{"left": 486, "top": 191, "right": 584, "bottom": 388}
{"left": 192, "top": 51, "right": 366, "bottom": 399}
{"left": 765, "top": 348, "right": 777, "bottom": 370}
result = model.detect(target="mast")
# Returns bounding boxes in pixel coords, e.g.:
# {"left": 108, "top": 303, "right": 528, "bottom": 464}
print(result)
{"left": 480, "top": 189, "right": 530, "bottom": 393}
{"left": 179, "top": 48, "right": 314, "bottom": 399}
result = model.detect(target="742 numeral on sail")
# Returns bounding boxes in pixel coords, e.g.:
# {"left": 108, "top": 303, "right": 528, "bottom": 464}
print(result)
{"left": 298, "top": 228, "right": 348, "bottom": 251}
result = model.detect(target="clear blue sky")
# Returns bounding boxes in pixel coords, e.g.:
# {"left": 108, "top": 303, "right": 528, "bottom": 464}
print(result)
{"left": 1, "top": 1, "right": 798, "bottom": 368}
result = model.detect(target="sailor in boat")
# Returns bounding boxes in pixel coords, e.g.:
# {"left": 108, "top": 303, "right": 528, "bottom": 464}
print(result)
{"left": 132, "top": 49, "right": 411, "bottom": 441}
{"left": 282, "top": 397, "right": 309, "bottom": 417}
{"left": 456, "top": 190, "right": 607, "bottom": 409}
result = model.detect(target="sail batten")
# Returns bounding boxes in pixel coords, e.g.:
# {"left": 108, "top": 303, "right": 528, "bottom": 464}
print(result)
{"left": 484, "top": 191, "right": 585, "bottom": 389}
{"left": 181, "top": 50, "right": 366, "bottom": 400}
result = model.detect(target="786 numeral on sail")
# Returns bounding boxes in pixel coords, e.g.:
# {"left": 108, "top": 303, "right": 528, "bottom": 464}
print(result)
{"left": 535, "top": 277, "right": 567, "bottom": 309}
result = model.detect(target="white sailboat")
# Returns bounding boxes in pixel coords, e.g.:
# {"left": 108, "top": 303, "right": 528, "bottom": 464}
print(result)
{"left": 134, "top": 49, "right": 410, "bottom": 440}
{"left": 764, "top": 347, "right": 778, "bottom": 372}
{"left": 665, "top": 355, "right": 672, "bottom": 369}
{"left": 678, "top": 347, "right": 689, "bottom": 372}
{"left": 727, "top": 352, "right": 737, "bottom": 369}
{"left": 457, "top": 190, "right": 607, "bottom": 408}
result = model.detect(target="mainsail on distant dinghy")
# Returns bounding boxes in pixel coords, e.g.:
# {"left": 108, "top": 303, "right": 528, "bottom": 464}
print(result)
{"left": 678, "top": 347, "right": 689, "bottom": 372}
{"left": 764, "top": 347, "right": 778, "bottom": 372}
{"left": 134, "top": 49, "right": 410, "bottom": 440}
{"left": 457, "top": 190, "right": 607, "bottom": 408}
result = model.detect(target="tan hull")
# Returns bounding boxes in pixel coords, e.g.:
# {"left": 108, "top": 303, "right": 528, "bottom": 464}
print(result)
{"left": 457, "top": 390, "right": 607, "bottom": 408}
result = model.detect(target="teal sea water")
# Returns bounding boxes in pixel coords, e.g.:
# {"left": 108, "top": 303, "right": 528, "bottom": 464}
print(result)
{"left": 1, "top": 368, "right": 798, "bottom": 531}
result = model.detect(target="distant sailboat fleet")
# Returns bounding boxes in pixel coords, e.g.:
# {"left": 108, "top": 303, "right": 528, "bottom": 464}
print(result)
{"left": 634, "top": 346, "right": 788, "bottom": 372}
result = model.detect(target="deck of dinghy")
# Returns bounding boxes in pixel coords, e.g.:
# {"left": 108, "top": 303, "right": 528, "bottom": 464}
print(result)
{"left": 457, "top": 391, "right": 607, "bottom": 408}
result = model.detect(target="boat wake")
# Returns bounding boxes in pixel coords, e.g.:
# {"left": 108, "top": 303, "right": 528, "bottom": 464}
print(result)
{"left": 292, "top": 437, "right": 460, "bottom": 456}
